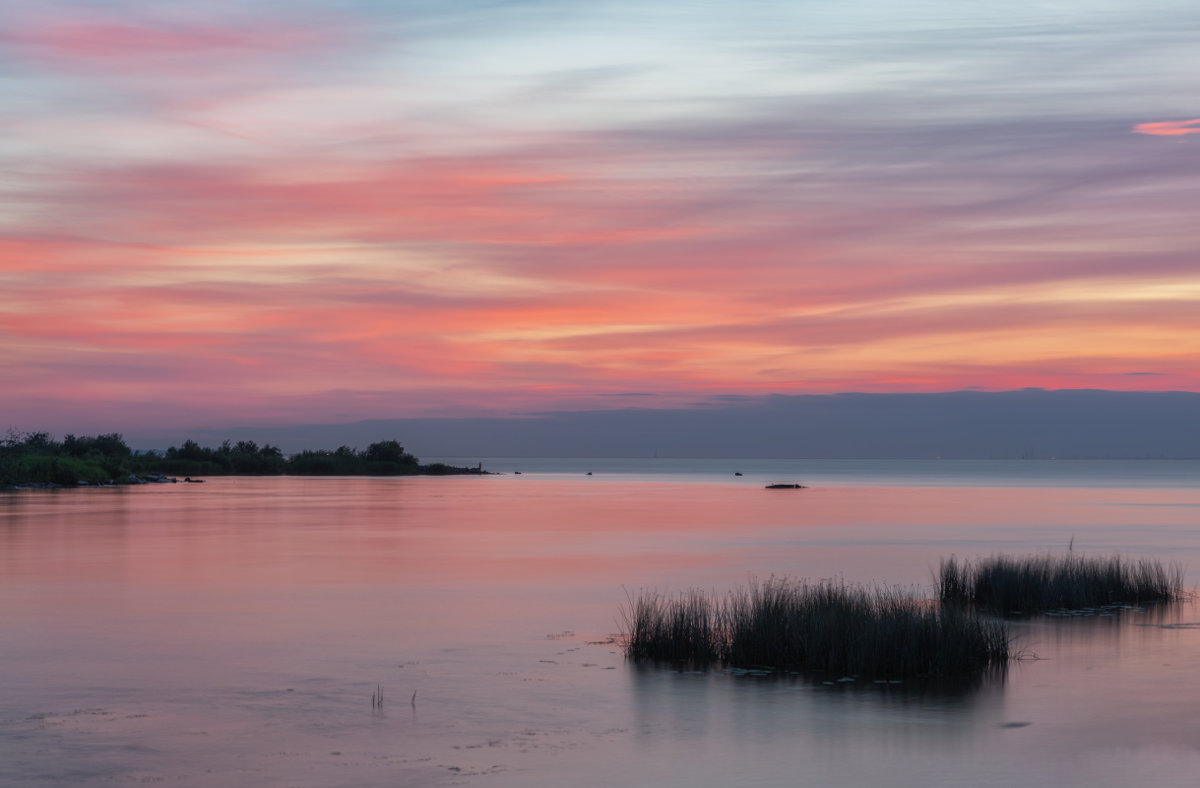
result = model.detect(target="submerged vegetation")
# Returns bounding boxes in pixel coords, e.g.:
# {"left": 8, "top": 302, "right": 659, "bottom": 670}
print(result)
{"left": 938, "top": 553, "right": 1185, "bottom": 613}
{"left": 622, "top": 578, "right": 1010, "bottom": 679}
{"left": 1, "top": 431, "right": 482, "bottom": 488}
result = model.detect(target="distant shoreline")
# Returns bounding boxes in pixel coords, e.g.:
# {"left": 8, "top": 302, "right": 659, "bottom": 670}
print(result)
{"left": 1, "top": 432, "right": 488, "bottom": 490}
{"left": 5, "top": 468, "right": 490, "bottom": 491}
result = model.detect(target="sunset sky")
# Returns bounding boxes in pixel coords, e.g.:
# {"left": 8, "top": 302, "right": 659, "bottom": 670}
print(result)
{"left": 3, "top": 0, "right": 1199, "bottom": 435}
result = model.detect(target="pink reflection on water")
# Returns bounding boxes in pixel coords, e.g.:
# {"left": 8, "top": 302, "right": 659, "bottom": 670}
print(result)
{"left": 3, "top": 474, "right": 1200, "bottom": 786}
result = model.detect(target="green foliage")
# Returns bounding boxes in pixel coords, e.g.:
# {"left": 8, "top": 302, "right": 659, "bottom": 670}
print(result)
{"left": 167, "top": 439, "right": 222, "bottom": 465}
{"left": 3, "top": 455, "right": 113, "bottom": 485}
{"left": 63, "top": 433, "right": 132, "bottom": 459}
{"left": 138, "top": 458, "right": 229, "bottom": 476}
{"left": 287, "top": 450, "right": 353, "bottom": 475}
{"left": 365, "top": 440, "right": 407, "bottom": 463}
{"left": 2, "top": 431, "right": 476, "bottom": 486}
{"left": 2, "top": 431, "right": 130, "bottom": 486}
{"left": 226, "top": 440, "right": 287, "bottom": 474}
{"left": 287, "top": 441, "right": 419, "bottom": 475}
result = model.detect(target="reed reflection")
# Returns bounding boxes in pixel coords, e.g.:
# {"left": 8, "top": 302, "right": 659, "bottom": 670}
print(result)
{"left": 628, "top": 663, "right": 1008, "bottom": 749}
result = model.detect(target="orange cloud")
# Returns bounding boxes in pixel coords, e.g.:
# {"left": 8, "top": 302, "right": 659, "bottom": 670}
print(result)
{"left": 7, "top": 217, "right": 1200, "bottom": 425}
{"left": 1133, "top": 118, "right": 1200, "bottom": 136}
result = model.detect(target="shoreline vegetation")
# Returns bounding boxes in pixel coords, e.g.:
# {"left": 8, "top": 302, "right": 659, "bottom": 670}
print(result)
{"left": 1, "top": 431, "right": 485, "bottom": 489}
{"left": 623, "top": 578, "right": 1009, "bottom": 680}
{"left": 938, "top": 553, "right": 1185, "bottom": 613}
{"left": 624, "top": 555, "right": 1186, "bottom": 680}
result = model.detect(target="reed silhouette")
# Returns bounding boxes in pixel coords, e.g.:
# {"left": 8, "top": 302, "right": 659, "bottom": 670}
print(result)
{"left": 938, "top": 553, "right": 1184, "bottom": 613}
{"left": 623, "top": 578, "right": 1009, "bottom": 679}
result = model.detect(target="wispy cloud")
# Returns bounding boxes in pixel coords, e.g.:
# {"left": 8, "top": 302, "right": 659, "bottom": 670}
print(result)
{"left": 1134, "top": 119, "right": 1200, "bottom": 136}
{"left": 2, "top": 20, "right": 336, "bottom": 65}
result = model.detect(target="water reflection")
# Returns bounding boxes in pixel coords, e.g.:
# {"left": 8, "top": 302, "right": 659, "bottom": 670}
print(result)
{"left": 4, "top": 475, "right": 1200, "bottom": 787}
{"left": 628, "top": 662, "right": 1008, "bottom": 741}
{"left": 1009, "top": 600, "right": 1189, "bottom": 658}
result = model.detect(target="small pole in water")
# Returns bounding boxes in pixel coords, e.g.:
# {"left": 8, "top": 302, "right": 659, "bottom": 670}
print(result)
{"left": 411, "top": 690, "right": 417, "bottom": 708}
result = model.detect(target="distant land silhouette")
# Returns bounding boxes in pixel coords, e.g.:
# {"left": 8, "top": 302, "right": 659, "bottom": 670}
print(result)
{"left": 170, "top": 389, "right": 1200, "bottom": 459}
{"left": 1, "top": 434, "right": 482, "bottom": 488}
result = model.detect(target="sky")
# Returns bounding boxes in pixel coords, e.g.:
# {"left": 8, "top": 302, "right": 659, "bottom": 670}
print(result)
{"left": 208, "top": 391, "right": 1200, "bottom": 459}
{"left": 2, "top": 0, "right": 1199, "bottom": 438}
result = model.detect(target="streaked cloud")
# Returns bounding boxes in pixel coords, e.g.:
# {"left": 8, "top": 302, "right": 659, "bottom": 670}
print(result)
{"left": 2, "top": 19, "right": 336, "bottom": 67}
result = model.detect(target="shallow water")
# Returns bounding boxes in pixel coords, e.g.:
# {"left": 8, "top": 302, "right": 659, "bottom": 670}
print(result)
{"left": 3, "top": 461, "right": 1200, "bottom": 786}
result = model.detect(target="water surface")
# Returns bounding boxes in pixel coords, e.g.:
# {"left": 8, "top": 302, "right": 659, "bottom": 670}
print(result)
{"left": 3, "top": 461, "right": 1199, "bottom": 786}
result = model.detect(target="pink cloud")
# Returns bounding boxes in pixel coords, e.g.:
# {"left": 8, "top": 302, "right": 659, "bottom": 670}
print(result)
{"left": 1, "top": 15, "right": 343, "bottom": 74}
{"left": 5, "top": 64, "right": 1200, "bottom": 430}
{"left": 1133, "top": 118, "right": 1200, "bottom": 136}
{"left": 7, "top": 22, "right": 325, "bottom": 58}
{"left": 6, "top": 139, "right": 1199, "bottom": 426}
{"left": 34, "top": 154, "right": 725, "bottom": 254}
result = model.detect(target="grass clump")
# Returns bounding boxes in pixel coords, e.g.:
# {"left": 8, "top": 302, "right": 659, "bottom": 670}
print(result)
{"left": 623, "top": 578, "right": 1009, "bottom": 679}
{"left": 623, "top": 589, "right": 721, "bottom": 666}
{"left": 939, "top": 553, "right": 1184, "bottom": 614}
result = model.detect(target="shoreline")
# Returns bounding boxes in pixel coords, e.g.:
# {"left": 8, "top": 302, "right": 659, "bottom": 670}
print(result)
{"left": 2, "top": 465, "right": 491, "bottom": 491}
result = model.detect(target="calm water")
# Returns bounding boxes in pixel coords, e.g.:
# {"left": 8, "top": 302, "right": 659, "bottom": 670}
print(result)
{"left": 3, "top": 460, "right": 1200, "bottom": 786}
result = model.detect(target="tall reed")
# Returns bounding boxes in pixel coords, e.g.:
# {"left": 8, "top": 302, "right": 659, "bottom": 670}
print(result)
{"left": 622, "top": 578, "right": 1009, "bottom": 679}
{"left": 939, "top": 553, "right": 1184, "bottom": 613}
{"left": 623, "top": 589, "right": 722, "bottom": 665}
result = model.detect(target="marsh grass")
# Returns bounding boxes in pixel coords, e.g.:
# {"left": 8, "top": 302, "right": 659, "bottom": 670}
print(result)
{"left": 622, "top": 589, "right": 721, "bottom": 666}
{"left": 939, "top": 553, "right": 1185, "bottom": 614}
{"left": 622, "top": 579, "right": 1009, "bottom": 679}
